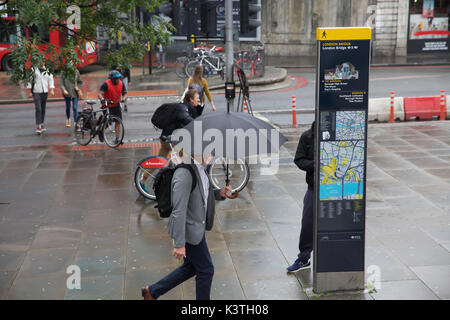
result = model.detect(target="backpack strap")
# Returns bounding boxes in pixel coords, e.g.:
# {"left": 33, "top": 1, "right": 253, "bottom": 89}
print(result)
{"left": 175, "top": 164, "right": 197, "bottom": 193}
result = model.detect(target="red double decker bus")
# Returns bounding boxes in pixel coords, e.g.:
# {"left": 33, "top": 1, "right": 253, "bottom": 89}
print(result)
{"left": 0, "top": 15, "right": 98, "bottom": 71}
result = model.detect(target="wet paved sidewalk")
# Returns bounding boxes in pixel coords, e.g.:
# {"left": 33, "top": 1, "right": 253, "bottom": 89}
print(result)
{"left": 1, "top": 121, "right": 450, "bottom": 300}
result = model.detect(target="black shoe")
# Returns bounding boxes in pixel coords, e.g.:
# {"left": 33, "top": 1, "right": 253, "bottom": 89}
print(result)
{"left": 287, "top": 258, "right": 311, "bottom": 273}
{"left": 98, "top": 132, "right": 104, "bottom": 142}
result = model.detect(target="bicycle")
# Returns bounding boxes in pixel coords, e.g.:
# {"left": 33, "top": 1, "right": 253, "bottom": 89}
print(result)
{"left": 185, "top": 46, "right": 225, "bottom": 79}
{"left": 175, "top": 46, "right": 223, "bottom": 78}
{"left": 235, "top": 45, "right": 264, "bottom": 78}
{"left": 134, "top": 137, "right": 250, "bottom": 200}
{"left": 74, "top": 100, "right": 125, "bottom": 148}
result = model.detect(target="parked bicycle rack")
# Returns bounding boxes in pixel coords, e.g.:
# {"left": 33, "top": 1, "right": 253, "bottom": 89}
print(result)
{"left": 236, "top": 44, "right": 265, "bottom": 79}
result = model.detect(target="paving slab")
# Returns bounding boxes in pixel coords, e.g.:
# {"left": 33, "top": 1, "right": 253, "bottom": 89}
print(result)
{"left": 369, "top": 279, "right": 439, "bottom": 300}
{"left": 410, "top": 265, "right": 450, "bottom": 299}
{"left": 64, "top": 274, "right": 125, "bottom": 300}
{"left": 5, "top": 272, "right": 68, "bottom": 300}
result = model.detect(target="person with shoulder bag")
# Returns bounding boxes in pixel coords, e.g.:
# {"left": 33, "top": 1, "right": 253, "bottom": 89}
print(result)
{"left": 141, "top": 152, "right": 232, "bottom": 300}
{"left": 27, "top": 61, "right": 55, "bottom": 134}
{"left": 185, "top": 65, "right": 216, "bottom": 116}
{"left": 60, "top": 67, "right": 82, "bottom": 128}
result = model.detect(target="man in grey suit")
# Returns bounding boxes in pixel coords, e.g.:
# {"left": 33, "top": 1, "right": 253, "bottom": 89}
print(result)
{"left": 142, "top": 155, "right": 232, "bottom": 300}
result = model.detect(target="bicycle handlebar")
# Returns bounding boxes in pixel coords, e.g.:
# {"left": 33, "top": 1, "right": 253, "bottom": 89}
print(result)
{"left": 100, "top": 99, "right": 123, "bottom": 107}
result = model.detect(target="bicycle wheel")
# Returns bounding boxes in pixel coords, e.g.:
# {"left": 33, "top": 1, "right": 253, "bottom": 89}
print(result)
{"left": 253, "top": 61, "right": 264, "bottom": 77}
{"left": 134, "top": 156, "right": 169, "bottom": 200}
{"left": 74, "top": 114, "right": 93, "bottom": 146}
{"left": 103, "top": 115, "right": 124, "bottom": 148}
{"left": 185, "top": 60, "right": 200, "bottom": 78}
{"left": 175, "top": 57, "right": 187, "bottom": 78}
{"left": 207, "top": 157, "right": 250, "bottom": 193}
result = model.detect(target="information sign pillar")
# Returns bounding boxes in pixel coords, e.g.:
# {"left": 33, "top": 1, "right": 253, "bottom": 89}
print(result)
{"left": 313, "top": 27, "right": 371, "bottom": 293}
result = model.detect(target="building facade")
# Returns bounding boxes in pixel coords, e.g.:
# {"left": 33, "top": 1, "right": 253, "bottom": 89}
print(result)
{"left": 261, "top": 0, "right": 449, "bottom": 57}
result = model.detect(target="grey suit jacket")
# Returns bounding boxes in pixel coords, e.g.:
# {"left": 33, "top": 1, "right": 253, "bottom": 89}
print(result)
{"left": 168, "top": 164, "right": 225, "bottom": 247}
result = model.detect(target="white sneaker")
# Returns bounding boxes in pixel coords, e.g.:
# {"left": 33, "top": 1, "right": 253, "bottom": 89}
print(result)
{"left": 36, "top": 127, "right": 42, "bottom": 134}
{"left": 40, "top": 125, "right": 47, "bottom": 132}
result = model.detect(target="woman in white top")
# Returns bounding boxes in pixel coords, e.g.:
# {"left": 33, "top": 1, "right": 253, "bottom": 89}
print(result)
{"left": 27, "top": 63, "right": 55, "bottom": 134}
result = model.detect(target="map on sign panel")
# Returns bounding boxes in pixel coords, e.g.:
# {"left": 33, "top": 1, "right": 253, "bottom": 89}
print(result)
{"left": 335, "top": 111, "right": 365, "bottom": 140}
{"left": 319, "top": 140, "right": 365, "bottom": 201}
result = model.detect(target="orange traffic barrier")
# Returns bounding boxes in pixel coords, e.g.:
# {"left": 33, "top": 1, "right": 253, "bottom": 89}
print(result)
{"left": 389, "top": 91, "right": 395, "bottom": 123}
{"left": 404, "top": 96, "right": 442, "bottom": 121}
{"left": 292, "top": 95, "right": 297, "bottom": 127}
{"left": 440, "top": 89, "right": 446, "bottom": 121}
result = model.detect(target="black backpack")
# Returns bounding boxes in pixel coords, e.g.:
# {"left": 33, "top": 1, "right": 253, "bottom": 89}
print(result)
{"left": 151, "top": 103, "right": 181, "bottom": 129}
{"left": 153, "top": 164, "right": 197, "bottom": 218}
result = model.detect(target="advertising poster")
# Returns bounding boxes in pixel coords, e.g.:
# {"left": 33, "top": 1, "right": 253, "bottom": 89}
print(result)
{"left": 408, "top": 14, "right": 449, "bottom": 53}
{"left": 422, "top": 0, "right": 434, "bottom": 18}
{"left": 314, "top": 28, "right": 370, "bottom": 282}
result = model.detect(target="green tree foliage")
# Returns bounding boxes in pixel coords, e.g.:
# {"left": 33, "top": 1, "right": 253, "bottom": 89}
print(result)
{"left": 0, "top": 0, "right": 174, "bottom": 84}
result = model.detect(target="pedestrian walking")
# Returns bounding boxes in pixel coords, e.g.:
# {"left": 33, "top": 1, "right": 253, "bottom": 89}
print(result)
{"left": 141, "top": 155, "right": 232, "bottom": 300}
{"left": 185, "top": 65, "right": 216, "bottom": 116}
{"left": 287, "top": 121, "right": 315, "bottom": 272}
{"left": 27, "top": 62, "right": 55, "bottom": 134}
{"left": 156, "top": 43, "right": 166, "bottom": 69}
{"left": 60, "top": 67, "right": 82, "bottom": 128}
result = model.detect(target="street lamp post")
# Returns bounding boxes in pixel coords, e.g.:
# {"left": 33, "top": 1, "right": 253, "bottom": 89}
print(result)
{"left": 225, "top": 0, "right": 234, "bottom": 112}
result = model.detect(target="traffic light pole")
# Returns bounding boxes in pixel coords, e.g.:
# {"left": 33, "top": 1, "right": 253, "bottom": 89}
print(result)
{"left": 225, "top": 0, "right": 234, "bottom": 113}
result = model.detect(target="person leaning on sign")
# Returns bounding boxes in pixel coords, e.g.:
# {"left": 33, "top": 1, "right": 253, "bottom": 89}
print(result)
{"left": 287, "top": 121, "right": 315, "bottom": 273}
{"left": 141, "top": 155, "right": 232, "bottom": 300}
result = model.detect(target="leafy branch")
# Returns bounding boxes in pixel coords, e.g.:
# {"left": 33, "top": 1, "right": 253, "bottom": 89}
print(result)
{"left": 2, "top": 0, "right": 173, "bottom": 85}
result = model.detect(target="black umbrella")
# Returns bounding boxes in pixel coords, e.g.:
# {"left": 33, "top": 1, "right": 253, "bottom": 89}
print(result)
{"left": 170, "top": 111, "right": 288, "bottom": 198}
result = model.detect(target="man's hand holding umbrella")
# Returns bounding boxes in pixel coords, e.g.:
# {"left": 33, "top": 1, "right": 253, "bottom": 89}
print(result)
{"left": 220, "top": 185, "right": 233, "bottom": 198}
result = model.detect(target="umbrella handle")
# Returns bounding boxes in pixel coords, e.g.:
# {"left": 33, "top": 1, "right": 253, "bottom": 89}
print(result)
{"left": 225, "top": 180, "right": 239, "bottom": 199}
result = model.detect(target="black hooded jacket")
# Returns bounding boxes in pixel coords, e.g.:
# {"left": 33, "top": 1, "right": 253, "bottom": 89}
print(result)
{"left": 294, "top": 121, "right": 315, "bottom": 188}
{"left": 161, "top": 102, "right": 196, "bottom": 137}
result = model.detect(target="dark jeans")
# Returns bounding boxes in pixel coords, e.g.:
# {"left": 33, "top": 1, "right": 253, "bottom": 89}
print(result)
{"left": 64, "top": 97, "right": 79, "bottom": 122}
{"left": 298, "top": 187, "right": 314, "bottom": 263}
{"left": 148, "top": 236, "right": 214, "bottom": 300}
{"left": 33, "top": 93, "right": 48, "bottom": 125}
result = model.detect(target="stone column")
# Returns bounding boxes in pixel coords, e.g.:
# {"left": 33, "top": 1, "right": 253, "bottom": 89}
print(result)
{"left": 395, "top": 0, "right": 409, "bottom": 56}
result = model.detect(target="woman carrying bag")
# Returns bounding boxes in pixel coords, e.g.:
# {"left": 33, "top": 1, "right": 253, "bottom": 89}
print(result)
{"left": 185, "top": 65, "right": 216, "bottom": 117}
{"left": 60, "top": 68, "right": 83, "bottom": 128}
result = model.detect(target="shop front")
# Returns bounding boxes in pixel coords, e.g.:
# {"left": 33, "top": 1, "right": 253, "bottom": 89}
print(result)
{"left": 407, "top": 0, "right": 449, "bottom": 54}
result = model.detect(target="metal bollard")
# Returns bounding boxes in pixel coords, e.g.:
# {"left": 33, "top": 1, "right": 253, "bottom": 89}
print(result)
{"left": 292, "top": 95, "right": 297, "bottom": 127}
